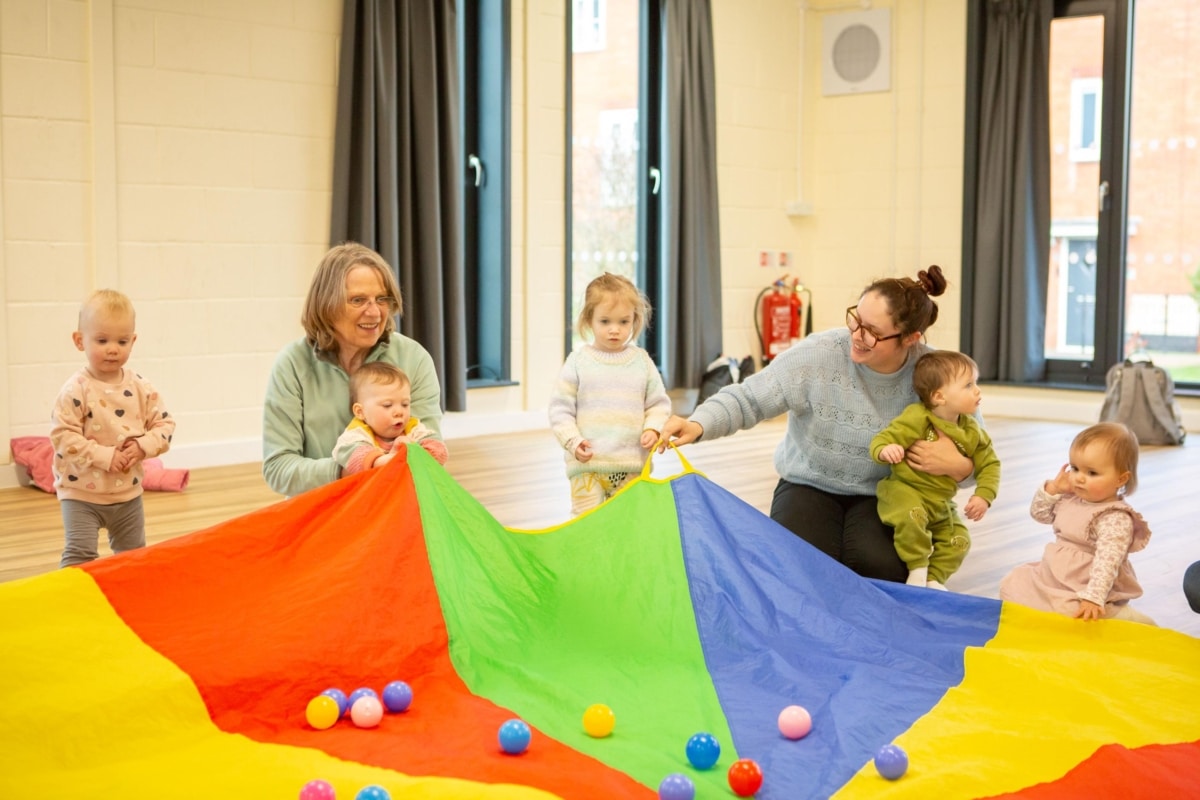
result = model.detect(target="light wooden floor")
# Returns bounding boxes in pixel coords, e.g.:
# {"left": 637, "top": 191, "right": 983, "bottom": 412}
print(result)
{"left": 3, "top": 417, "right": 1197, "bottom": 636}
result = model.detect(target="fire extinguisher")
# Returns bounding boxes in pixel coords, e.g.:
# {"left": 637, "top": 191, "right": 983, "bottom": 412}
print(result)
{"left": 757, "top": 278, "right": 794, "bottom": 363}
{"left": 755, "top": 276, "right": 813, "bottom": 365}
{"left": 788, "top": 279, "right": 803, "bottom": 342}
{"left": 790, "top": 278, "right": 813, "bottom": 342}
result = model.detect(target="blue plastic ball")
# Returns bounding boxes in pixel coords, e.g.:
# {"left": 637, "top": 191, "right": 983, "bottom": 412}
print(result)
{"left": 658, "top": 772, "right": 696, "bottom": 800}
{"left": 685, "top": 732, "right": 721, "bottom": 770}
{"left": 355, "top": 787, "right": 391, "bottom": 800}
{"left": 382, "top": 680, "right": 413, "bottom": 713}
{"left": 321, "top": 687, "right": 349, "bottom": 717}
{"left": 498, "top": 719, "right": 532, "bottom": 755}
{"left": 347, "top": 687, "right": 378, "bottom": 709}
{"left": 874, "top": 743, "right": 909, "bottom": 780}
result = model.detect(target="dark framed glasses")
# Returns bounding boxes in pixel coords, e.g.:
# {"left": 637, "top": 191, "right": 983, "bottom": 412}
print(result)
{"left": 845, "top": 306, "right": 903, "bottom": 349}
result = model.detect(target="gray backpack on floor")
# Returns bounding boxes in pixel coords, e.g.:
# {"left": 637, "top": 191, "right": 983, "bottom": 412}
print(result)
{"left": 1099, "top": 359, "right": 1186, "bottom": 445}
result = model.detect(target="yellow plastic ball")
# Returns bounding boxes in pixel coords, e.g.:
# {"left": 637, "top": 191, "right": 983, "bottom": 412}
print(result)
{"left": 305, "top": 694, "right": 341, "bottom": 730}
{"left": 582, "top": 703, "right": 615, "bottom": 738}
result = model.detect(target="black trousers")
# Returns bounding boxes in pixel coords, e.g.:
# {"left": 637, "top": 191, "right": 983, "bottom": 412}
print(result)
{"left": 1185, "top": 561, "right": 1200, "bottom": 614}
{"left": 769, "top": 479, "right": 906, "bottom": 583}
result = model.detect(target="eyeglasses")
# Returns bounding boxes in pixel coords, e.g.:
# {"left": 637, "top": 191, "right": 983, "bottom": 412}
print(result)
{"left": 845, "top": 306, "right": 903, "bottom": 349}
{"left": 347, "top": 295, "right": 396, "bottom": 311}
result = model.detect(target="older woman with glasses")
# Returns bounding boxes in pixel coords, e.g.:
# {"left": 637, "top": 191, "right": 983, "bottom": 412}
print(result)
{"left": 262, "top": 242, "right": 444, "bottom": 496}
{"left": 658, "top": 265, "right": 973, "bottom": 582}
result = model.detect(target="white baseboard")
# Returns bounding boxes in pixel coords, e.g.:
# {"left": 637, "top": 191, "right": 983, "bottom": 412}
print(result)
{"left": 440, "top": 410, "right": 548, "bottom": 439}
{"left": 1, "top": 463, "right": 29, "bottom": 491}
{"left": 983, "top": 386, "right": 1200, "bottom": 432}
{"left": 983, "top": 395, "right": 1101, "bottom": 427}
{"left": 155, "top": 438, "right": 265, "bottom": 469}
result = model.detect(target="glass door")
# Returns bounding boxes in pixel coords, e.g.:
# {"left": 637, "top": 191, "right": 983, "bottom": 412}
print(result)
{"left": 1045, "top": 0, "right": 1200, "bottom": 386}
{"left": 1124, "top": 0, "right": 1200, "bottom": 382}
{"left": 1045, "top": 7, "right": 1114, "bottom": 375}
{"left": 568, "top": 0, "right": 645, "bottom": 352}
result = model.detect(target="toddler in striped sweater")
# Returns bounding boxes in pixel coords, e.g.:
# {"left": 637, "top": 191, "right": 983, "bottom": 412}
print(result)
{"left": 549, "top": 273, "right": 671, "bottom": 515}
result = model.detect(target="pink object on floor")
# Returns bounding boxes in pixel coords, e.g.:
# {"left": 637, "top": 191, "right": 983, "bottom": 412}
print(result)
{"left": 8, "top": 436, "right": 189, "bottom": 493}
{"left": 142, "top": 458, "right": 190, "bottom": 492}
{"left": 10, "top": 436, "right": 56, "bottom": 492}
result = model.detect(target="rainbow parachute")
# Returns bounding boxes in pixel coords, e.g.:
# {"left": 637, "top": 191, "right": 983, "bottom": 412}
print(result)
{"left": 2, "top": 447, "right": 1197, "bottom": 798}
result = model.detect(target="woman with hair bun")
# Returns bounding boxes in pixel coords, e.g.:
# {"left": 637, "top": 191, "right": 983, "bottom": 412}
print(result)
{"left": 658, "top": 265, "right": 974, "bottom": 582}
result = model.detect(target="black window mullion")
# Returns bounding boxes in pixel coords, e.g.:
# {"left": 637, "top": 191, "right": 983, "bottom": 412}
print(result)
{"left": 638, "top": 0, "right": 664, "bottom": 363}
{"left": 463, "top": 0, "right": 511, "bottom": 385}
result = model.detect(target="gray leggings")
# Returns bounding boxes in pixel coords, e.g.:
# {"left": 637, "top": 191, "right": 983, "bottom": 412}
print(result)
{"left": 60, "top": 496, "right": 146, "bottom": 568}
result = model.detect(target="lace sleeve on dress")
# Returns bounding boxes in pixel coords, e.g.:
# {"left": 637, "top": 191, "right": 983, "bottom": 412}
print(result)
{"left": 1079, "top": 510, "right": 1134, "bottom": 607}
{"left": 1030, "top": 486, "right": 1059, "bottom": 524}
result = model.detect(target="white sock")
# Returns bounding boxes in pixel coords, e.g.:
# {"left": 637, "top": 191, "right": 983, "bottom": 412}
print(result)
{"left": 926, "top": 580, "right": 948, "bottom": 591}
{"left": 906, "top": 567, "right": 928, "bottom": 586}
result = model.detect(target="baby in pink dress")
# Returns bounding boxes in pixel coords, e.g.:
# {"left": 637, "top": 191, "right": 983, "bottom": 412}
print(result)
{"left": 1000, "top": 422, "right": 1153, "bottom": 624}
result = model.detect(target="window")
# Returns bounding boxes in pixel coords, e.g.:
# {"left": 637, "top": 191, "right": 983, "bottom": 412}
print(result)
{"left": 1049, "top": 235, "right": 1097, "bottom": 354}
{"left": 1047, "top": 217, "right": 1099, "bottom": 358}
{"left": 1126, "top": 292, "right": 1200, "bottom": 356}
{"left": 597, "top": 108, "right": 639, "bottom": 208}
{"left": 460, "top": 1, "right": 511, "bottom": 385}
{"left": 1069, "top": 77, "right": 1101, "bottom": 162}
{"left": 1124, "top": 0, "right": 1200, "bottom": 384}
{"left": 1042, "top": 7, "right": 1112, "bottom": 378}
{"left": 968, "top": 0, "right": 1200, "bottom": 389}
{"left": 567, "top": 0, "right": 663, "bottom": 354}
{"left": 573, "top": 0, "right": 607, "bottom": 53}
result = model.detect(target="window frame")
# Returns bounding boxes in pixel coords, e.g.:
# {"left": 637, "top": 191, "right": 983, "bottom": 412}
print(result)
{"left": 962, "top": 0, "right": 1132, "bottom": 387}
{"left": 1042, "top": 0, "right": 1130, "bottom": 385}
{"left": 460, "top": 0, "right": 514, "bottom": 387}
{"left": 565, "top": 0, "right": 665, "bottom": 362}
{"left": 1069, "top": 76, "right": 1102, "bottom": 162}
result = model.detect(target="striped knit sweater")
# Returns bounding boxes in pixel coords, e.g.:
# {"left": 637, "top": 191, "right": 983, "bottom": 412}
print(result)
{"left": 548, "top": 344, "right": 672, "bottom": 478}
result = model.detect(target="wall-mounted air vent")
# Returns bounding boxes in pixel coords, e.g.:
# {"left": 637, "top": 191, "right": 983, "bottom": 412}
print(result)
{"left": 822, "top": 9, "right": 891, "bottom": 96}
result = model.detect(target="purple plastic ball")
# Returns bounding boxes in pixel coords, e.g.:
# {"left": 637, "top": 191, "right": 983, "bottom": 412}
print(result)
{"left": 874, "top": 743, "right": 909, "bottom": 780}
{"left": 321, "top": 687, "right": 349, "bottom": 717}
{"left": 658, "top": 773, "right": 696, "bottom": 800}
{"left": 347, "top": 687, "right": 378, "bottom": 709}
{"left": 382, "top": 680, "right": 413, "bottom": 713}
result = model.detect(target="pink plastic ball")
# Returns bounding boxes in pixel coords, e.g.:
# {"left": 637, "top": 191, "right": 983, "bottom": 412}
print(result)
{"left": 350, "top": 695, "right": 384, "bottom": 728}
{"left": 778, "top": 704, "right": 812, "bottom": 739}
{"left": 299, "top": 778, "right": 336, "bottom": 800}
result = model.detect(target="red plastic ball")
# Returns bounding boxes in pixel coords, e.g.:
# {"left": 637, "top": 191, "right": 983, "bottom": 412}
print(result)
{"left": 727, "top": 758, "right": 763, "bottom": 797}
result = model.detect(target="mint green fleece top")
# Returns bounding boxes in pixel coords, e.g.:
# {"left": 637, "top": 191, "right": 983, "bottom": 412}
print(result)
{"left": 690, "top": 328, "right": 941, "bottom": 496}
{"left": 262, "top": 333, "right": 443, "bottom": 496}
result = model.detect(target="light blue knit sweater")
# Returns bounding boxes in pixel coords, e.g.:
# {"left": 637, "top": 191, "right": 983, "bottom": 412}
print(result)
{"left": 690, "top": 328, "right": 935, "bottom": 496}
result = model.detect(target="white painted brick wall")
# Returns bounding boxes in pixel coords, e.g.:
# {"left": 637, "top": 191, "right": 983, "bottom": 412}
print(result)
{"left": 2, "top": 0, "right": 337, "bottom": 475}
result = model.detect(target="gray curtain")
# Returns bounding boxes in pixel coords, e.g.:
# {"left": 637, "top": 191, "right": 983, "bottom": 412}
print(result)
{"left": 969, "top": 0, "right": 1052, "bottom": 382}
{"left": 660, "top": 0, "right": 723, "bottom": 390}
{"left": 330, "top": 0, "right": 467, "bottom": 411}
